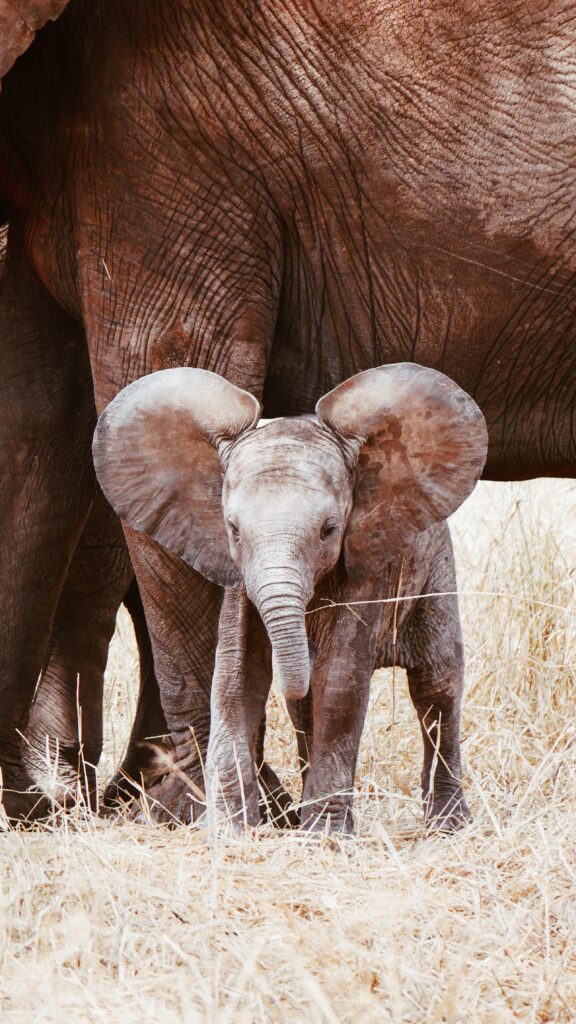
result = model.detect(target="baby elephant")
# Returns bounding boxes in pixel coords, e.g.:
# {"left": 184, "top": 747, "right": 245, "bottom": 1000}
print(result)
{"left": 94, "top": 363, "right": 487, "bottom": 834}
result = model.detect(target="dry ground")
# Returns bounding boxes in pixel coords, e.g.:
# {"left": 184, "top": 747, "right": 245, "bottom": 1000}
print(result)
{"left": 0, "top": 481, "right": 575, "bottom": 1023}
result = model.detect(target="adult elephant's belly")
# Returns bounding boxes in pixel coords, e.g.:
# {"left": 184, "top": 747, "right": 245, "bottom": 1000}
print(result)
{"left": 264, "top": 179, "right": 576, "bottom": 483}
{"left": 256, "top": 5, "right": 576, "bottom": 482}
{"left": 412, "top": 234, "right": 576, "bottom": 481}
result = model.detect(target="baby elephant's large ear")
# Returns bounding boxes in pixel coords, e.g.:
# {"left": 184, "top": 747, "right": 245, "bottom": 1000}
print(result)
{"left": 93, "top": 368, "right": 260, "bottom": 586}
{"left": 316, "top": 363, "right": 488, "bottom": 579}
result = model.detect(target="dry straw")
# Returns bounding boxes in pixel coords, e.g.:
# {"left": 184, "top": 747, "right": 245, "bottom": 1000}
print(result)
{"left": 0, "top": 480, "right": 574, "bottom": 1022}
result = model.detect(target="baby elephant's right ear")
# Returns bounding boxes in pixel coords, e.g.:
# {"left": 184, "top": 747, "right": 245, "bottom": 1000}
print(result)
{"left": 93, "top": 368, "right": 260, "bottom": 586}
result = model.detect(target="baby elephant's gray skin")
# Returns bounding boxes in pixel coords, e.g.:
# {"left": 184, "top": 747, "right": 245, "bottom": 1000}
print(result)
{"left": 94, "top": 363, "right": 488, "bottom": 834}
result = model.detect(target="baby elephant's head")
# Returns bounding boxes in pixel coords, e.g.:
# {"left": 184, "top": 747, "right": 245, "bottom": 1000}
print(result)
{"left": 93, "top": 364, "right": 488, "bottom": 701}
{"left": 221, "top": 417, "right": 353, "bottom": 600}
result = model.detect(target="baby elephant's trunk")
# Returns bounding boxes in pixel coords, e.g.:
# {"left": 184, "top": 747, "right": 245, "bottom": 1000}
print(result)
{"left": 246, "top": 561, "right": 312, "bottom": 701}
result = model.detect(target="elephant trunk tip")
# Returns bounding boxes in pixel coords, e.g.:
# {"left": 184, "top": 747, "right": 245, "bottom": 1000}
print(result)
{"left": 272, "top": 652, "right": 310, "bottom": 702}
{"left": 278, "top": 677, "right": 310, "bottom": 701}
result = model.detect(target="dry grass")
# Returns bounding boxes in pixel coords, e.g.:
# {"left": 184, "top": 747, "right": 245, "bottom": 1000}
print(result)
{"left": 1, "top": 481, "right": 575, "bottom": 1022}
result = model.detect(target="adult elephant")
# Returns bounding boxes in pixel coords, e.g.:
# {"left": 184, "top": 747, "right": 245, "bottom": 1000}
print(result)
{"left": 1, "top": 216, "right": 172, "bottom": 817}
{"left": 25, "top": 493, "right": 169, "bottom": 813}
{"left": 0, "top": 1, "right": 574, "bottom": 822}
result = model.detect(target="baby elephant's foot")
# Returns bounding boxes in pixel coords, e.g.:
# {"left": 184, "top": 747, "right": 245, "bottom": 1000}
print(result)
{"left": 299, "top": 792, "right": 355, "bottom": 836}
{"left": 206, "top": 802, "right": 248, "bottom": 838}
{"left": 424, "top": 788, "right": 471, "bottom": 833}
{"left": 205, "top": 772, "right": 261, "bottom": 833}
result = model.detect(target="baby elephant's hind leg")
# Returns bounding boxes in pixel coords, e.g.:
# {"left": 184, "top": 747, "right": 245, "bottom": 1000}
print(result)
{"left": 407, "top": 662, "right": 470, "bottom": 831}
{"left": 403, "top": 532, "right": 471, "bottom": 832}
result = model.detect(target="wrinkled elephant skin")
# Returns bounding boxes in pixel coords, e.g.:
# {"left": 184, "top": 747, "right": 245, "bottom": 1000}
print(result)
{"left": 0, "top": 1, "right": 575, "bottom": 820}
{"left": 0, "top": 1, "right": 70, "bottom": 82}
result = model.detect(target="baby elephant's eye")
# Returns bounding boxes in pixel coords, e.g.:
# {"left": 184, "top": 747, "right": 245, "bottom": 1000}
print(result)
{"left": 320, "top": 518, "right": 338, "bottom": 541}
{"left": 228, "top": 521, "right": 240, "bottom": 543}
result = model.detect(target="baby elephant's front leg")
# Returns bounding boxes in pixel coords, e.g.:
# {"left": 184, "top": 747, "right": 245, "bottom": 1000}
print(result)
{"left": 206, "top": 588, "right": 272, "bottom": 830}
{"left": 300, "top": 591, "right": 382, "bottom": 835}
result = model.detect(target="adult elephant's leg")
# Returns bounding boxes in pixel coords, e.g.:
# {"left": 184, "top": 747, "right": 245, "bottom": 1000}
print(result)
{"left": 80, "top": 170, "right": 283, "bottom": 824}
{"left": 254, "top": 713, "right": 299, "bottom": 828}
{"left": 402, "top": 537, "right": 471, "bottom": 831}
{"left": 24, "top": 489, "right": 132, "bottom": 809}
{"left": 259, "top": 691, "right": 315, "bottom": 828}
{"left": 0, "top": 226, "right": 95, "bottom": 820}
{"left": 117, "top": 531, "right": 222, "bottom": 825}
{"left": 102, "top": 578, "right": 168, "bottom": 808}
{"left": 301, "top": 586, "right": 383, "bottom": 835}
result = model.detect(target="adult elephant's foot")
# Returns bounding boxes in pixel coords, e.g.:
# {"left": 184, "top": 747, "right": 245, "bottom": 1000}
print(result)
{"left": 101, "top": 771, "right": 141, "bottom": 809}
{"left": 102, "top": 735, "right": 174, "bottom": 809}
{"left": 1, "top": 787, "right": 51, "bottom": 824}
{"left": 23, "top": 727, "right": 100, "bottom": 811}
{"left": 257, "top": 762, "right": 299, "bottom": 828}
{"left": 424, "top": 787, "right": 472, "bottom": 833}
{"left": 0, "top": 756, "right": 52, "bottom": 824}
{"left": 118, "top": 729, "right": 207, "bottom": 825}
{"left": 128, "top": 770, "right": 206, "bottom": 826}
{"left": 0, "top": 739, "right": 52, "bottom": 823}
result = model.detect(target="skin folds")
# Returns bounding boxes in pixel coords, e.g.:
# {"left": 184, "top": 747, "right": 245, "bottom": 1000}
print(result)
{"left": 0, "top": 2, "right": 574, "bottom": 818}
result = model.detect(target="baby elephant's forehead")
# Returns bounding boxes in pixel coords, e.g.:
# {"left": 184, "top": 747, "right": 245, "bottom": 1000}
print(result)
{"left": 226, "top": 418, "right": 346, "bottom": 482}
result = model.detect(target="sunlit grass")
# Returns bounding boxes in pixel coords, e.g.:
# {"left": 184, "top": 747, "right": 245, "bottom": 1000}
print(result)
{"left": 0, "top": 480, "right": 574, "bottom": 1022}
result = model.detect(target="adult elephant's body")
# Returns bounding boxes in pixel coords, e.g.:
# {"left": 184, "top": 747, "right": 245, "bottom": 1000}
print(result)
{"left": 0, "top": 1, "right": 574, "bottom": 817}
{"left": 2, "top": 0, "right": 574, "bottom": 471}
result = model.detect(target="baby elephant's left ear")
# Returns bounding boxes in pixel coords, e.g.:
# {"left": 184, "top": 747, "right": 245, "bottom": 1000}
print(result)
{"left": 316, "top": 363, "right": 488, "bottom": 579}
